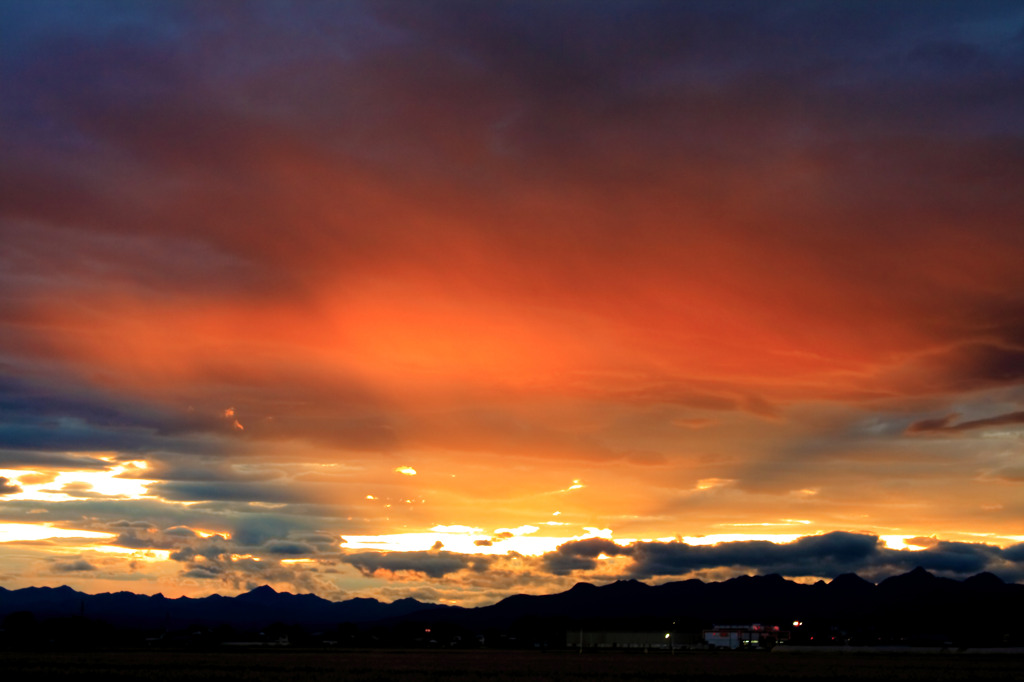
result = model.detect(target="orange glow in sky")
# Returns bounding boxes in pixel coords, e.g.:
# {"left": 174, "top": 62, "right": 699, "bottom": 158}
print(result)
{"left": 2, "top": 1, "right": 1024, "bottom": 604}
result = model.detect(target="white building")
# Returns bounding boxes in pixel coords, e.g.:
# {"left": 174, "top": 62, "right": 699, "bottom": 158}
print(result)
{"left": 703, "top": 624, "right": 788, "bottom": 649}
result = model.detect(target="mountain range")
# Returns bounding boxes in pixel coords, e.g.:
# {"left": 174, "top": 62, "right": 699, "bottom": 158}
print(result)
{"left": 2, "top": 568, "right": 1022, "bottom": 645}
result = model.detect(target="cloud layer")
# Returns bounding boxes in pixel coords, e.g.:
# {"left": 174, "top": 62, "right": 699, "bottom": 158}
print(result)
{"left": 1, "top": 1, "right": 1023, "bottom": 601}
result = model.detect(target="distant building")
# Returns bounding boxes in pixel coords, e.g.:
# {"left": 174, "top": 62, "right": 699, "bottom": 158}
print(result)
{"left": 703, "top": 624, "right": 789, "bottom": 649}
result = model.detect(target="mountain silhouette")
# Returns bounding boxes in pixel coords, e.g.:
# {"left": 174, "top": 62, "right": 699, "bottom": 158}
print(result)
{"left": 2, "top": 569, "right": 1022, "bottom": 646}
{"left": 0, "top": 584, "right": 452, "bottom": 631}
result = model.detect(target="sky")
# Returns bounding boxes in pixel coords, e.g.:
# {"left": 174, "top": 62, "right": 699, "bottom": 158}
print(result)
{"left": 1, "top": 0, "right": 1023, "bottom": 607}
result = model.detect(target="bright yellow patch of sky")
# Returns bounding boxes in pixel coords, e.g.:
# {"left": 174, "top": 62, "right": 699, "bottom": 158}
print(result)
{"left": 0, "top": 522, "right": 115, "bottom": 542}
{"left": 0, "top": 461, "right": 155, "bottom": 502}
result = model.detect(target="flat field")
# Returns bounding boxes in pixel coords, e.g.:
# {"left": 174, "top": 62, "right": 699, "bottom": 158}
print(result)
{"left": 1, "top": 649, "right": 1021, "bottom": 681}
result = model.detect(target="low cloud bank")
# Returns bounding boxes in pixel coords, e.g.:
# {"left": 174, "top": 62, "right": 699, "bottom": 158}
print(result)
{"left": 543, "top": 532, "right": 1024, "bottom": 582}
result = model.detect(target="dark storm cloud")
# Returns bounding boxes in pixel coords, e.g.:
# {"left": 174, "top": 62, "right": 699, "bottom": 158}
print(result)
{"left": 901, "top": 540, "right": 995, "bottom": 575}
{"left": 542, "top": 538, "right": 631, "bottom": 575}
{"left": 541, "top": 532, "right": 1024, "bottom": 581}
{"left": 625, "top": 532, "right": 881, "bottom": 578}
{"left": 1004, "top": 543, "right": 1024, "bottom": 562}
{"left": 341, "top": 550, "right": 493, "bottom": 579}
{"left": 0, "top": 374, "right": 241, "bottom": 469}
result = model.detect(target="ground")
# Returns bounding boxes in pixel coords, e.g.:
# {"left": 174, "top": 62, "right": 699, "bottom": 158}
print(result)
{"left": 2, "top": 649, "right": 1022, "bottom": 681}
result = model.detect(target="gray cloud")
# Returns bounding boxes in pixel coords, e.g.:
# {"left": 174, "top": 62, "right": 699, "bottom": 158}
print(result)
{"left": 163, "top": 526, "right": 198, "bottom": 537}
{"left": 0, "top": 375, "right": 240, "bottom": 456}
{"left": 169, "top": 541, "right": 230, "bottom": 563}
{"left": 0, "top": 498, "right": 225, "bottom": 531}
{"left": 297, "top": 533, "right": 342, "bottom": 548}
{"left": 1003, "top": 543, "right": 1024, "bottom": 562}
{"left": 169, "top": 539, "right": 347, "bottom": 597}
{"left": 907, "top": 409, "right": 1024, "bottom": 435}
{"left": 0, "top": 476, "right": 22, "bottom": 495}
{"left": 541, "top": 532, "right": 1023, "bottom": 582}
{"left": 182, "top": 566, "right": 221, "bottom": 580}
{"left": 230, "top": 515, "right": 318, "bottom": 547}
{"left": 148, "top": 481, "right": 317, "bottom": 505}
{"left": 53, "top": 558, "right": 96, "bottom": 572}
{"left": 340, "top": 550, "right": 493, "bottom": 579}
{"left": 109, "top": 520, "right": 156, "bottom": 529}
{"left": 542, "top": 538, "right": 631, "bottom": 575}
{"left": 263, "top": 540, "right": 316, "bottom": 556}
{"left": 110, "top": 525, "right": 227, "bottom": 551}
{"left": 111, "top": 532, "right": 164, "bottom": 550}
{"left": 0, "top": 448, "right": 111, "bottom": 470}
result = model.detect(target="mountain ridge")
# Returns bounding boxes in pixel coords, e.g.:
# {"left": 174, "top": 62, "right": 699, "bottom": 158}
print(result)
{"left": 2, "top": 568, "right": 1022, "bottom": 644}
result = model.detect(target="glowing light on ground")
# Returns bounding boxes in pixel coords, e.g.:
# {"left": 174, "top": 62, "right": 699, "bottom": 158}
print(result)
{"left": 395, "top": 466, "right": 417, "bottom": 476}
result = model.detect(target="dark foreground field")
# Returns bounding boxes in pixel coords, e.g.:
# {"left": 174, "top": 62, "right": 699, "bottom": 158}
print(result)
{"left": 2, "top": 649, "right": 1022, "bottom": 682}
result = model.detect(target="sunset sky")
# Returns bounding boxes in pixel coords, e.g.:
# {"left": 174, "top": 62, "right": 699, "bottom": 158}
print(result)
{"left": 2, "top": 1, "right": 1024, "bottom": 606}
